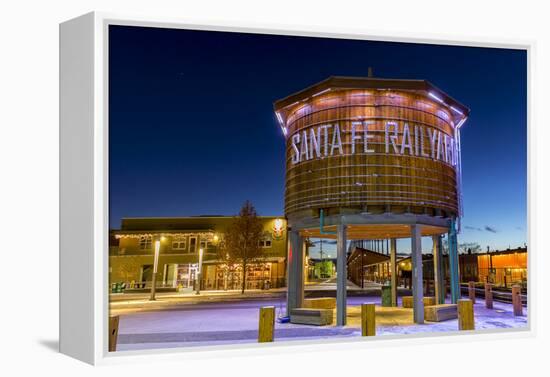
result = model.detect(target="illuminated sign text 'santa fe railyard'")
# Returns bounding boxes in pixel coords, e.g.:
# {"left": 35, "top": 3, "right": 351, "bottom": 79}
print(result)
{"left": 290, "top": 121, "right": 458, "bottom": 167}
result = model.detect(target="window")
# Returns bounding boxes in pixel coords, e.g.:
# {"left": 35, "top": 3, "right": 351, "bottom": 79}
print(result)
{"left": 139, "top": 235, "right": 152, "bottom": 250}
{"left": 189, "top": 237, "right": 197, "bottom": 253}
{"left": 172, "top": 236, "right": 187, "bottom": 250}
{"left": 200, "top": 240, "right": 216, "bottom": 254}
{"left": 259, "top": 239, "right": 272, "bottom": 248}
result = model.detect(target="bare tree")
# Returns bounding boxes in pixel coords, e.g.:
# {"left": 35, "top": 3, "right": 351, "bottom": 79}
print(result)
{"left": 216, "top": 238, "right": 239, "bottom": 290}
{"left": 443, "top": 240, "right": 482, "bottom": 255}
{"left": 116, "top": 255, "right": 141, "bottom": 287}
{"left": 459, "top": 242, "right": 482, "bottom": 254}
{"left": 223, "top": 201, "right": 265, "bottom": 294}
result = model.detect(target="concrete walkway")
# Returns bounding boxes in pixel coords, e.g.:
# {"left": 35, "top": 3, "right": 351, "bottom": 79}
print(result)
{"left": 109, "top": 279, "right": 401, "bottom": 314}
{"left": 115, "top": 296, "right": 528, "bottom": 351}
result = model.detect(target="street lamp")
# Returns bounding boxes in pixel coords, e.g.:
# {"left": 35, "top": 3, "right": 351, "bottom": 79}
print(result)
{"left": 150, "top": 237, "right": 162, "bottom": 301}
{"left": 195, "top": 248, "right": 204, "bottom": 295}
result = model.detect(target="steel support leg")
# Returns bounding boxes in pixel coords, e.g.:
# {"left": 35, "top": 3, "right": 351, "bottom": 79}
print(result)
{"left": 411, "top": 224, "right": 424, "bottom": 324}
{"left": 433, "top": 235, "right": 445, "bottom": 304}
{"left": 448, "top": 219, "right": 460, "bottom": 304}
{"left": 286, "top": 230, "right": 304, "bottom": 316}
{"left": 336, "top": 223, "right": 347, "bottom": 326}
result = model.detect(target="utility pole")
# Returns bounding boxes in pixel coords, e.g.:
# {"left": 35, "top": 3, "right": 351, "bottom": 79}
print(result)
{"left": 150, "top": 237, "right": 162, "bottom": 301}
{"left": 195, "top": 248, "right": 204, "bottom": 295}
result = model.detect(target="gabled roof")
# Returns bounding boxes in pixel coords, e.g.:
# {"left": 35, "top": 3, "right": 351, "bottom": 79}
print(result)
{"left": 347, "top": 247, "right": 392, "bottom": 266}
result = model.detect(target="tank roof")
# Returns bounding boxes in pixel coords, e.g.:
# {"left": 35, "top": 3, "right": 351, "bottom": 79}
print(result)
{"left": 274, "top": 76, "right": 470, "bottom": 124}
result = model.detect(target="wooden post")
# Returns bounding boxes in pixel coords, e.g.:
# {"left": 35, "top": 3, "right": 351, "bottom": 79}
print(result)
{"left": 484, "top": 283, "right": 493, "bottom": 309}
{"left": 361, "top": 303, "right": 376, "bottom": 336}
{"left": 512, "top": 285, "right": 523, "bottom": 316}
{"left": 258, "top": 306, "right": 276, "bottom": 342}
{"left": 468, "top": 281, "right": 476, "bottom": 304}
{"left": 458, "top": 299, "right": 475, "bottom": 330}
{"left": 109, "top": 315, "right": 120, "bottom": 352}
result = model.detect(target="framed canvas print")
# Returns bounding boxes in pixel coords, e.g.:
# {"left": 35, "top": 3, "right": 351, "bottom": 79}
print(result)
{"left": 60, "top": 11, "right": 532, "bottom": 365}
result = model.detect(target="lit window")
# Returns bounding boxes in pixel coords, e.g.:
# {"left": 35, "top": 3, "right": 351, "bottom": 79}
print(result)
{"left": 172, "top": 235, "right": 187, "bottom": 250}
{"left": 200, "top": 240, "right": 215, "bottom": 254}
{"left": 139, "top": 235, "right": 152, "bottom": 250}
{"left": 259, "top": 239, "right": 272, "bottom": 248}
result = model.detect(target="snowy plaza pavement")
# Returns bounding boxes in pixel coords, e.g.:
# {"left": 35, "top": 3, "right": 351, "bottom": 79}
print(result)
{"left": 115, "top": 296, "right": 528, "bottom": 351}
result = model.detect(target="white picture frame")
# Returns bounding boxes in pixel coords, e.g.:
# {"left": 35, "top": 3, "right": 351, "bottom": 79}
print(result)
{"left": 59, "top": 11, "right": 535, "bottom": 365}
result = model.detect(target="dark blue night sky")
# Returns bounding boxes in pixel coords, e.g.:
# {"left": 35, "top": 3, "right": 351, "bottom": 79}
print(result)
{"left": 109, "top": 25, "right": 527, "bottom": 254}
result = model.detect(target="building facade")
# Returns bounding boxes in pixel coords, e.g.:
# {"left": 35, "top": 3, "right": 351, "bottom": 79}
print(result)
{"left": 307, "top": 258, "right": 336, "bottom": 280}
{"left": 347, "top": 246, "right": 527, "bottom": 289}
{"left": 110, "top": 216, "right": 287, "bottom": 291}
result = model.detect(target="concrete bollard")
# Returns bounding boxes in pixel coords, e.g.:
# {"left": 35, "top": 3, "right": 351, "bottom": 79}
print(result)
{"left": 109, "top": 315, "right": 120, "bottom": 352}
{"left": 258, "top": 306, "right": 276, "bottom": 342}
{"left": 512, "top": 285, "right": 523, "bottom": 316}
{"left": 484, "top": 283, "right": 493, "bottom": 309}
{"left": 361, "top": 303, "right": 376, "bottom": 336}
{"left": 458, "top": 299, "right": 475, "bottom": 331}
{"left": 468, "top": 281, "right": 476, "bottom": 304}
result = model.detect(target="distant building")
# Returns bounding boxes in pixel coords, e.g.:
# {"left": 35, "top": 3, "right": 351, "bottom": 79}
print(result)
{"left": 348, "top": 246, "right": 527, "bottom": 288}
{"left": 307, "top": 258, "right": 336, "bottom": 279}
{"left": 110, "top": 216, "right": 287, "bottom": 291}
{"left": 475, "top": 247, "right": 527, "bottom": 286}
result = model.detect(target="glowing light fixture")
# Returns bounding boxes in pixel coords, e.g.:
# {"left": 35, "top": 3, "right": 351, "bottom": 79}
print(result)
{"left": 275, "top": 111, "right": 288, "bottom": 136}
{"left": 312, "top": 88, "right": 331, "bottom": 97}
{"left": 275, "top": 111, "right": 283, "bottom": 124}
{"left": 428, "top": 91, "right": 444, "bottom": 104}
{"left": 274, "top": 218, "right": 284, "bottom": 231}
{"left": 450, "top": 106, "right": 464, "bottom": 115}
{"left": 456, "top": 117, "right": 468, "bottom": 129}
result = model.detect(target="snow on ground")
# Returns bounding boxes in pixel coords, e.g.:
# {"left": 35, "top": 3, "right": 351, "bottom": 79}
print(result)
{"left": 116, "top": 296, "right": 528, "bottom": 351}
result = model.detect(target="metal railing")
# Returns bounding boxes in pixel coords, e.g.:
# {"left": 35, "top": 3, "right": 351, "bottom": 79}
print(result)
{"left": 110, "top": 277, "right": 287, "bottom": 293}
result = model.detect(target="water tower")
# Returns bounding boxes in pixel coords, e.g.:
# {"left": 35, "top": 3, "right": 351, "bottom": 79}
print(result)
{"left": 274, "top": 76, "right": 469, "bottom": 325}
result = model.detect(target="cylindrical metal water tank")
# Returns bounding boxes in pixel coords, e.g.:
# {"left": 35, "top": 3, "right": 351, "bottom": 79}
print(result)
{"left": 274, "top": 77, "right": 469, "bottom": 222}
